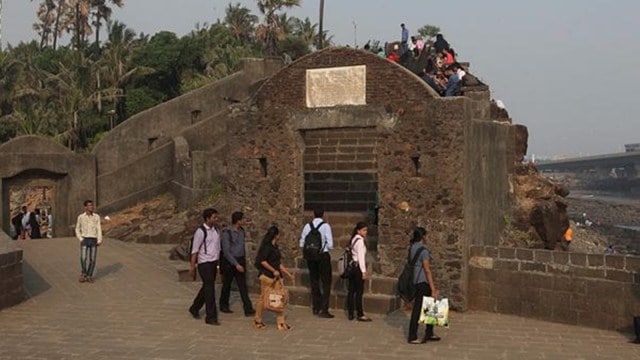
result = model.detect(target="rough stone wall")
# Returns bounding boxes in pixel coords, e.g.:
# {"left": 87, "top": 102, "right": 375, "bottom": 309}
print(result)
{"left": 0, "top": 232, "right": 23, "bottom": 310}
{"left": 97, "top": 140, "right": 175, "bottom": 214}
{"left": 469, "top": 245, "right": 640, "bottom": 330}
{"left": 234, "top": 48, "right": 471, "bottom": 309}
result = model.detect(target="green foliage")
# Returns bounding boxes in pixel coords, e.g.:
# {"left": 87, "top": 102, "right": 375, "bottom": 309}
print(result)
{"left": 1, "top": 3, "right": 332, "bottom": 150}
{"left": 417, "top": 25, "right": 441, "bottom": 40}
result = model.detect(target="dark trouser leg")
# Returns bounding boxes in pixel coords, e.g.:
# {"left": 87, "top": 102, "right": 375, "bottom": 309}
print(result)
{"left": 235, "top": 257, "right": 253, "bottom": 312}
{"left": 347, "top": 274, "right": 356, "bottom": 317}
{"left": 195, "top": 261, "right": 218, "bottom": 322}
{"left": 354, "top": 269, "right": 365, "bottom": 317}
{"left": 408, "top": 282, "right": 430, "bottom": 342}
{"left": 307, "top": 259, "right": 321, "bottom": 313}
{"left": 219, "top": 259, "right": 233, "bottom": 310}
{"left": 319, "top": 252, "right": 332, "bottom": 312}
{"left": 634, "top": 316, "right": 640, "bottom": 340}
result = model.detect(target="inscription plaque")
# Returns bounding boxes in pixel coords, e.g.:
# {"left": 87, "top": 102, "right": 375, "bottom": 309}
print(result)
{"left": 306, "top": 65, "right": 366, "bottom": 108}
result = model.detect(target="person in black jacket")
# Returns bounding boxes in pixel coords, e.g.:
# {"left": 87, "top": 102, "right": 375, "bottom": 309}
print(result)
{"left": 253, "top": 225, "right": 293, "bottom": 331}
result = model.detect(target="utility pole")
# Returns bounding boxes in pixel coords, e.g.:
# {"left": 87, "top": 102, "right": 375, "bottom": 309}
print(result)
{"left": 318, "top": 0, "right": 324, "bottom": 49}
{"left": 0, "top": 0, "right": 3, "bottom": 51}
{"left": 352, "top": 20, "right": 357, "bottom": 48}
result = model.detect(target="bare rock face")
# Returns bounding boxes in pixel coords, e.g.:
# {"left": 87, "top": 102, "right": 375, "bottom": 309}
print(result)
{"left": 506, "top": 162, "right": 570, "bottom": 249}
{"left": 101, "top": 194, "right": 190, "bottom": 245}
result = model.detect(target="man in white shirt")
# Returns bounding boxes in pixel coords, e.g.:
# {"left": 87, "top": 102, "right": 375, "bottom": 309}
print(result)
{"left": 188, "top": 208, "right": 222, "bottom": 325}
{"left": 299, "top": 208, "right": 335, "bottom": 318}
{"left": 21, "top": 206, "right": 31, "bottom": 239}
{"left": 75, "top": 200, "right": 103, "bottom": 283}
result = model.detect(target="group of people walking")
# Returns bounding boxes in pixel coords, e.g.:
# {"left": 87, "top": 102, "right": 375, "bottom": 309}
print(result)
{"left": 186, "top": 207, "right": 441, "bottom": 344}
{"left": 10, "top": 206, "right": 52, "bottom": 240}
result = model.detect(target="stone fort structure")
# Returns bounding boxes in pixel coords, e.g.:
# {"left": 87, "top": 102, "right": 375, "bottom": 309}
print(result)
{"left": 1, "top": 49, "right": 638, "bottom": 331}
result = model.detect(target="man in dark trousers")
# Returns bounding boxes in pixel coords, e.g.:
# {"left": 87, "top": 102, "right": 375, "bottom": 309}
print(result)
{"left": 219, "top": 211, "right": 255, "bottom": 316}
{"left": 299, "top": 208, "right": 335, "bottom": 318}
{"left": 188, "top": 208, "right": 221, "bottom": 325}
{"left": 11, "top": 208, "right": 24, "bottom": 240}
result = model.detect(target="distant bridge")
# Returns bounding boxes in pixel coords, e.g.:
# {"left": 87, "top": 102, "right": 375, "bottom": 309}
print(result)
{"left": 536, "top": 151, "right": 640, "bottom": 177}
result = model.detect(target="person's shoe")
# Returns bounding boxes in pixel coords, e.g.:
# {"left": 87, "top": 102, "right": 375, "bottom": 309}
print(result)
{"left": 630, "top": 338, "right": 640, "bottom": 344}
{"left": 205, "top": 319, "right": 220, "bottom": 326}
{"left": 317, "top": 311, "right": 335, "bottom": 319}
{"left": 312, "top": 309, "right": 320, "bottom": 315}
{"left": 348, "top": 314, "right": 355, "bottom": 321}
{"left": 78, "top": 275, "right": 86, "bottom": 283}
{"left": 423, "top": 335, "right": 441, "bottom": 342}
{"left": 219, "top": 308, "right": 233, "bottom": 314}
{"left": 357, "top": 316, "right": 372, "bottom": 322}
{"left": 189, "top": 309, "right": 200, "bottom": 319}
{"left": 244, "top": 309, "right": 256, "bottom": 317}
{"left": 86, "top": 277, "right": 94, "bottom": 283}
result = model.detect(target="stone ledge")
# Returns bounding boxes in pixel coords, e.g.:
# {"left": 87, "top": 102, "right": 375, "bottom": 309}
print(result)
{"left": 0, "top": 232, "right": 24, "bottom": 311}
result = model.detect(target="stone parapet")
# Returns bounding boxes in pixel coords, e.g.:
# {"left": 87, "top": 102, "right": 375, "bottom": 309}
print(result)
{"left": 469, "top": 245, "right": 640, "bottom": 330}
{"left": 0, "top": 232, "right": 23, "bottom": 310}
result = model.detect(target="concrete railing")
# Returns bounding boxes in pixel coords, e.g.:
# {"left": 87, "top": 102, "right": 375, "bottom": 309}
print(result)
{"left": 0, "top": 232, "right": 23, "bottom": 310}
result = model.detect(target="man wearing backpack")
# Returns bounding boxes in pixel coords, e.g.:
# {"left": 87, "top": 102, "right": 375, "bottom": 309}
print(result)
{"left": 219, "top": 211, "right": 255, "bottom": 316}
{"left": 299, "top": 208, "right": 335, "bottom": 318}
{"left": 188, "top": 208, "right": 222, "bottom": 325}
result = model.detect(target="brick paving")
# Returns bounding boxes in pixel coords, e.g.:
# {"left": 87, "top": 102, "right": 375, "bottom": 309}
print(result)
{"left": 0, "top": 238, "right": 638, "bottom": 360}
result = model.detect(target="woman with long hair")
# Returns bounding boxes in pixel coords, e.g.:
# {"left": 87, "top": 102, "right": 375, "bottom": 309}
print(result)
{"left": 253, "top": 225, "right": 294, "bottom": 331}
{"left": 346, "top": 222, "right": 372, "bottom": 322}
{"left": 407, "top": 227, "right": 441, "bottom": 344}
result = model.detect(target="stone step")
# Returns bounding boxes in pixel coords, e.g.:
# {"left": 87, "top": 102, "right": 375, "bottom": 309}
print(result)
{"left": 304, "top": 172, "right": 378, "bottom": 182}
{"left": 304, "top": 202, "right": 375, "bottom": 213}
{"left": 305, "top": 191, "right": 376, "bottom": 203}
{"left": 303, "top": 128, "right": 379, "bottom": 141}
{"left": 304, "top": 161, "right": 377, "bottom": 172}
{"left": 305, "top": 181, "right": 377, "bottom": 193}
{"left": 286, "top": 286, "right": 399, "bottom": 314}
{"left": 294, "top": 248, "right": 379, "bottom": 271}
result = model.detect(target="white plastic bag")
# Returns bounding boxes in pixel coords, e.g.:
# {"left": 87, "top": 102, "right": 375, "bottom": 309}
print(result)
{"left": 419, "top": 296, "right": 449, "bottom": 327}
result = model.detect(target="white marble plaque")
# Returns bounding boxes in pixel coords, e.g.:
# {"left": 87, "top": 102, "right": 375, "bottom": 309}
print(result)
{"left": 306, "top": 65, "right": 366, "bottom": 108}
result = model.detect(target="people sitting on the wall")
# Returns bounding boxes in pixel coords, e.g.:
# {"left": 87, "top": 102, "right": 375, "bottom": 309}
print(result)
{"left": 411, "top": 36, "right": 425, "bottom": 57}
{"left": 11, "top": 209, "right": 24, "bottom": 240}
{"left": 29, "top": 209, "right": 42, "bottom": 239}
{"left": 400, "top": 23, "right": 409, "bottom": 54}
{"left": 561, "top": 226, "right": 573, "bottom": 250}
{"left": 444, "top": 63, "right": 465, "bottom": 97}
{"left": 442, "top": 48, "right": 456, "bottom": 65}
{"left": 434, "top": 33, "right": 450, "bottom": 53}
{"left": 604, "top": 244, "right": 617, "bottom": 255}
{"left": 387, "top": 44, "right": 400, "bottom": 62}
{"left": 21, "top": 206, "right": 31, "bottom": 240}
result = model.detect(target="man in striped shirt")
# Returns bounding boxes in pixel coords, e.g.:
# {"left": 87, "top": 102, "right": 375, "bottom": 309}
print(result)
{"left": 75, "top": 200, "right": 103, "bottom": 283}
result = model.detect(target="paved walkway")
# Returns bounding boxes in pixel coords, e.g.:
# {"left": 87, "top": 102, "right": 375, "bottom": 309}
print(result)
{"left": 1, "top": 238, "right": 638, "bottom": 360}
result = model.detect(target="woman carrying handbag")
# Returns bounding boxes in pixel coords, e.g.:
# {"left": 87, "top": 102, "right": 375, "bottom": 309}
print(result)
{"left": 253, "top": 225, "right": 294, "bottom": 331}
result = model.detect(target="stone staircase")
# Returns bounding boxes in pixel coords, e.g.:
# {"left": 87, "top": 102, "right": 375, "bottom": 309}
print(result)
{"left": 303, "top": 127, "right": 379, "bottom": 213}
{"left": 286, "top": 212, "right": 400, "bottom": 314}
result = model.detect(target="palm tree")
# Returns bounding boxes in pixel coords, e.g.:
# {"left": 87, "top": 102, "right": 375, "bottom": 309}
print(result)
{"left": 32, "top": 0, "right": 57, "bottom": 48}
{"left": 91, "top": 0, "right": 124, "bottom": 47}
{"left": 255, "top": 0, "right": 300, "bottom": 56}
{"left": 292, "top": 17, "right": 317, "bottom": 49}
{"left": 223, "top": 3, "right": 258, "bottom": 42}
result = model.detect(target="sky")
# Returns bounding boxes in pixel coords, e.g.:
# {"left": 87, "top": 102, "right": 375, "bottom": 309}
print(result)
{"left": 2, "top": 0, "right": 640, "bottom": 158}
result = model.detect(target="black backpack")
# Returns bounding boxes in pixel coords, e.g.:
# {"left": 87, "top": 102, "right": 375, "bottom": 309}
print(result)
{"left": 188, "top": 225, "right": 208, "bottom": 256}
{"left": 397, "top": 246, "right": 425, "bottom": 303}
{"left": 302, "top": 221, "right": 325, "bottom": 261}
{"left": 338, "top": 236, "right": 361, "bottom": 279}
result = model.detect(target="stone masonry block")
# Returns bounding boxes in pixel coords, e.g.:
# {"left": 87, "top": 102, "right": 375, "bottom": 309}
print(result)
{"left": 605, "top": 269, "right": 633, "bottom": 283}
{"left": 495, "top": 260, "right": 518, "bottom": 271}
{"left": 498, "top": 248, "right": 515, "bottom": 259}
{"left": 573, "top": 267, "right": 605, "bottom": 279}
{"left": 587, "top": 254, "right": 604, "bottom": 267}
{"left": 553, "top": 252, "right": 569, "bottom": 265}
{"left": 515, "top": 249, "right": 534, "bottom": 261}
{"left": 521, "top": 262, "right": 546, "bottom": 273}
{"left": 469, "top": 268, "right": 496, "bottom": 283}
{"left": 469, "top": 245, "right": 485, "bottom": 257}
{"left": 569, "top": 253, "right": 587, "bottom": 266}
{"left": 485, "top": 246, "right": 498, "bottom": 257}
{"left": 534, "top": 250, "right": 552, "bottom": 263}
{"left": 469, "top": 296, "right": 497, "bottom": 311}
{"left": 605, "top": 255, "right": 625, "bottom": 269}
{"left": 368, "top": 276, "right": 396, "bottom": 295}
{"left": 625, "top": 256, "right": 640, "bottom": 271}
